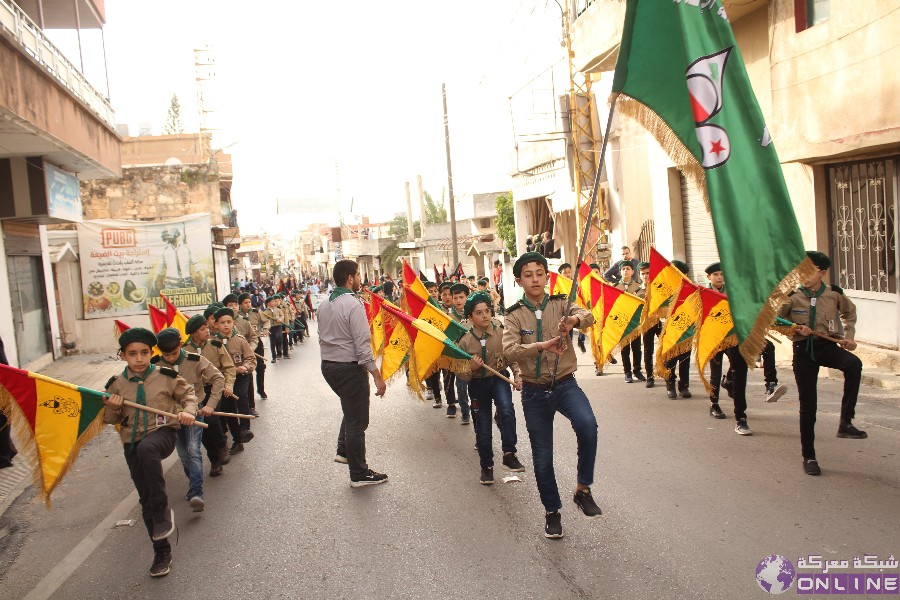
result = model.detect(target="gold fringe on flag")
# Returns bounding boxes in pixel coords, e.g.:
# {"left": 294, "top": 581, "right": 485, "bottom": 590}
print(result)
{"left": 696, "top": 333, "right": 738, "bottom": 396}
{"left": 738, "top": 257, "right": 818, "bottom": 366}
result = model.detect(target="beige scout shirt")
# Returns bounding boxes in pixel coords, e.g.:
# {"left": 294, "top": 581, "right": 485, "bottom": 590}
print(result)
{"left": 104, "top": 366, "right": 198, "bottom": 444}
{"left": 448, "top": 307, "right": 467, "bottom": 325}
{"left": 219, "top": 332, "right": 257, "bottom": 372}
{"left": 457, "top": 318, "right": 521, "bottom": 382}
{"left": 615, "top": 279, "right": 641, "bottom": 295}
{"left": 503, "top": 294, "right": 593, "bottom": 385}
{"left": 152, "top": 350, "right": 226, "bottom": 410}
{"left": 777, "top": 284, "right": 857, "bottom": 342}
{"left": 186, "top": 338, "right": 236, "bottom": 390}
{"left": 234, "top": 312, "right": 259, "bottom": 347}
{"left": 241, "top": 308, "right": 269, "bottom": 338}
{"left": 263, "top": 306, "right": 284, "bottom": 330}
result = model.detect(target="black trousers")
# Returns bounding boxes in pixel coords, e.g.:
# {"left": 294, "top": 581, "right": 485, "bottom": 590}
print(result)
{"left": 761, "top": 339, "right": 777, "bottom": 385}
{"left": 793, "top": 340, "right": 862, "bottom": 460}
{"left": 322, "top": 362, "right": 371, "bottom": 479}
{"left": 426, "top": 371, "right": 442, "bottom": 401}
{"left": 200, "top": 384, "right": 225, "bottom": 460}
{"left": 710, "top": 348, "right": 749, "bottom": 420}
{"left": 281, "top": 325, "right": 291, "bottom": 357}
{"left": 221, "top": 374, "right": 251, "bottom": 444}
{"left": 442, "top": 369, "right": 457, "bottom": 404}
{"left": 0, "top": 412, "right": 16, "bottom": 467}
{"left": 254, "top": 340, "right": 266, "bottom": 397}
{"left": 124, "top": 427, "right": 176, "bottom": 553}
{"left": 665, "top": 351, "right": 691, "bottom": 388}
{"left": 269, "top": 329, "right": 283, "bottom": 359}
{"left": 620, "top": 337, "right": 643, "bottom": 376}
{"left": 642, "top": 323, "right": 661, "bottom": 376}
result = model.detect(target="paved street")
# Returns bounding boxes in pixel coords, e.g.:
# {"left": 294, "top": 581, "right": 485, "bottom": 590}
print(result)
{"left": 1, "top": 324, "right": 899, "bottom": 600}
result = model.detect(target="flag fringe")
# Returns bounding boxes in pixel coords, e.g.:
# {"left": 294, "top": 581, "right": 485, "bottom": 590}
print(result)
{"left": 738, "top": 257, "right": 817, "bottom": 365}
{"left": 696, "top": 334, "right": 739, "bottom": 396}
{"left": 654, "top": 337, "right": 695, "bottom": 380}
{"left": 615, "top": 326, "right": 644, "bottom": 354}
{"left": 617, "top": 96, "right": 709, "bottom": 211}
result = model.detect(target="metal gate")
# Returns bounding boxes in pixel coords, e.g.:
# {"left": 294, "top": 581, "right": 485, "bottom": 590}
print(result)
{"left": 680, "top": 174, "right": 719, "bottom": 282}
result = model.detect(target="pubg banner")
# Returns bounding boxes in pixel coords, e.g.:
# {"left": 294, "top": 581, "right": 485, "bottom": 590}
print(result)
{"left": 77, "top": 214, "right": 215, "bottom": 318}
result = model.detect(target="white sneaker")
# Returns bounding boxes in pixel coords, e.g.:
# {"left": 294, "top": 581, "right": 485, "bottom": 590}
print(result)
{"left": 334, "top": 454, "right": 348, "bottom": 464}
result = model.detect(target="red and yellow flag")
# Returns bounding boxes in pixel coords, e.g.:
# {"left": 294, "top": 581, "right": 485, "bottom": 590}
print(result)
{"left": 548, "top": 272, "right": 574, "bottom": 297}
{"left": 160, "top": 294, "right": 190, "bottom": 342}
{"left": 696, "top": 287, "right": 737, "bottom": 394}
{"left": 643, "top": 247, "right": 687, "bottom": 328}
{"left": 0, "top": 364, "right": 107, "bottom": 505}
{"left": 655, "top": 281, "right": 702, "bottom": 378}
{"left": 596, "top": 282, "right": 645, "bottom": 367}
{"left": 366, "top": 293, "right": 387, "bottom": 358}
{"left": 576, "top": 261, "right": 594, "bottom": 309}
{"left": 402, "top": 259, "right": 432, "bottom": 305}
{"left": 148, "top": 304, "right": 169, "bottom": 333}
{"left": 380, "top": 301, "right": 448, "bottom": 395}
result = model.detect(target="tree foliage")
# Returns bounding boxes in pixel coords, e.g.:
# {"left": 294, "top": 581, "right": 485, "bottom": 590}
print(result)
{"left": 496, "top": 192, "right": 516, "bottom": 255}
{"left": 163, "top": 94, "right": 184, "bottom": 135}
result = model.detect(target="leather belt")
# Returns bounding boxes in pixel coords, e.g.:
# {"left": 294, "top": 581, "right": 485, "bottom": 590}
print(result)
{"left": 522, "top": 373, "right": 574, "bottom": 390}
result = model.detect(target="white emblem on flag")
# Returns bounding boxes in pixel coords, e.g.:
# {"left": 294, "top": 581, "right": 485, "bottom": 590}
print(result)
{"left": 686, "top": 47, "right": 733, "bottom": 169}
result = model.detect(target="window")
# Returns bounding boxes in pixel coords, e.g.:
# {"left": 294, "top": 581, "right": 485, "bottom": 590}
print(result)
{"left": 795, "top": 0, "right": 830, "bottom": 32}
{"left": 826, "top": 157, "right": 898, "bottom": 294}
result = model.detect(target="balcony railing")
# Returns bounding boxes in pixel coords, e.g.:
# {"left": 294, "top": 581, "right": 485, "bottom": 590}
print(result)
{"left": 0, "top": 0, "right": 114, "bottom": 127}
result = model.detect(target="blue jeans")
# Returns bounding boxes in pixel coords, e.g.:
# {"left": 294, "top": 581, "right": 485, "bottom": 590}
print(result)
{"left": 468, "top": 373, "right": 518, "bottom": 468}
{"left": 521, "top": 376, "right": 598, "bottom": 512}
{"left": 456, "top": 378, "right": 470, "bottom": 419}
{"left": 175, "top": 418, "right": 204, "bottom": 499}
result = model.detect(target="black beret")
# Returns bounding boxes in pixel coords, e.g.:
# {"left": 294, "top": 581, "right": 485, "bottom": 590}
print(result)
{"left": 450, "top": 283, "right": 470, "bottom": 295}
{"left": 118, "top": 327, "right": 157, "bottom": 350}
{"left": 558, "top": 263, "right": 572, "bottom": 272}
{"left": 424, "top": 281, "right": 438, "bottom": 290}
{"left": 464, "top": 292, "right": 493, "bottom": 318}
{"left": 477, "top": 278, "right": 488, "bottom": 285}
{"left": 705, "top": 262, "right": 721, "bottom": 275}
{"left": 806, "top": 251, "right": 831, "bottom": 270}
{"left": 265, "top": 295, "right": 278, "bottom": 304}
{"left": 156, "top": 327, "right": 183, "bottom": 352}
{"left": 438, "top": 282, "right": 453, "bottom": 291}
{"left": 215, "top": 307, "right": 235, "bottom": 320}
{"left": 237, "top": 292, "right": 250, "bottom": 303}
{"left": 221, "top": 294, "right": 239, "bottom": 306}
{"left": 637, "top": 261, "right": 650, "bottom": 269}
{"left": 185, "top": 314, "right": 207, "bottom": 334}
{"left": 467, "top": 275, "right": 475, "bottom": 280}
{"left": 370, "top": 285, "right": 384, "bottom": 293}
{"left": 589, "top": 263, "right": 601, "bottom": 270}
{"left": 513, "top": 252, "right": 548, "bottom": 277}
{"left": 671, "top": 260, "right": 689, "bottom": 274}
{"left": 620, "top": 260, "right": 636, "bottom": 271}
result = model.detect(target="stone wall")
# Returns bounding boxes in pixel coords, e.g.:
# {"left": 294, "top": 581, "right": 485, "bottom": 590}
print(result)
{"left": 80, "top": 164, "right": 224, "bottom": 226}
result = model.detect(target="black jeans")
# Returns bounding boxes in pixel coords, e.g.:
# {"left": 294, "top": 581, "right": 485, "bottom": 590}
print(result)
{"left": 0, "top": 412, "right": 16, "bottom": 467}
{"left": 322, "top": 362, "right": 371, "bottom": 479}
{"left": 282, "top": 325, "right": 291, "bottom": 356}
{"left": 124, "top": 427, "right": 176, "bottom": 553}
{"left": 620, "top": 337, "right": 643, "bottom": 376}
{"left": 426, "top": 371, "right": 442, "bottom": 401}
{"left": 761, "top": 339, "right": 777, "bottom": 385}
{"left": 665, "top": 351, "right": 691, "bottom": 388}
{"left": 642, "top": 323, "right": 661, "bottom": 376}
{"left": 793, "top": 340, "right": 862, "bottom": 460}
{"left": 252, "top": 340, "right": 267, "bottom": 399}
{"left": 222, "top": 374, "right": 251, "bottom": 444}
{"left": 200, "top": 384, "right": 225, "bottom": 461}
{"left": 269, "top": 329, "right": 283, "bottom": 359}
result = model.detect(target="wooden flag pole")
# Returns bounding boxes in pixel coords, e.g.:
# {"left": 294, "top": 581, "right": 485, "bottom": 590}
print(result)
{"left": 210, "top": 410, "right": 256, "bottom": 419}
{"left": 479, "top": 364, "right": 516, "bottom": 386}
{"left": 120, "top": 400, "right": 208, "bottom": 428}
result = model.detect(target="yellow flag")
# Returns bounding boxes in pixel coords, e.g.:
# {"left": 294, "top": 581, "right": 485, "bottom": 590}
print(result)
{"left": 655, "top": 282, "right": 702, "bottom": 378}
{"left": 696, "top": 287, "right": 738, "bottom": 394}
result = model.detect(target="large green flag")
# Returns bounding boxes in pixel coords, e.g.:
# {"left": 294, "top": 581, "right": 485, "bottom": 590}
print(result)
{"left": 611, "top": 0, "right": 815, "bottom": 364}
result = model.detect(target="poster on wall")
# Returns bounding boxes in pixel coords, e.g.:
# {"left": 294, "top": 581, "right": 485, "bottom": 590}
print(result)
{"left": 77, "top": 214, "right": 215, "bottom": 318}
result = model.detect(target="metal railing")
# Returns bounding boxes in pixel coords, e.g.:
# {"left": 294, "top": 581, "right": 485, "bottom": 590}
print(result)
{"left": 0, "top": 0, "right": 114, "bottom": 127}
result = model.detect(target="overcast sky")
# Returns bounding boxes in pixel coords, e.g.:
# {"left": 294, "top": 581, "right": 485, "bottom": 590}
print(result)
{"left": 96, "top": 1, "right": 564, "bottom": 235}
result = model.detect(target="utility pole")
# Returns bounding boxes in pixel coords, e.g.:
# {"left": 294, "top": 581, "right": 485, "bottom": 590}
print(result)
{"left": 404, "top": 181, "right": 416, "bottom": 269}
{"left": 442, "top": 83, "right": 458, "bottom": 268}
{"left": 417, "top": 174, "right": 427, "bottom": 241}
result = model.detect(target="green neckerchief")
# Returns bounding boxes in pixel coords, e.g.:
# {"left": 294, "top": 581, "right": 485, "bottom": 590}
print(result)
{"left": 329, "top": 287, "right": 354, "bottom": 302}
{"left": 186, "top": 338, "right": 204, "bottom": 352}
{"left": 125, "top": 364, "right": 156, "bottom": 451}
{"left": 161, "top": 349, "right": 187, "bottom": 368}
{"left": 451, "top": 307, "right": 464, "bottom": 321}
{"left": 520, "top": 293, "right": 551, "bottom": 379}
{"left": 800, "top": 283, "right": 827, "bottom": 361}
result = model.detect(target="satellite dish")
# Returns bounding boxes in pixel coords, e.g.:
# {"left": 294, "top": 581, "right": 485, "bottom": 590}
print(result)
{"left": 164, "top": 157, "right": 183, "bottom": 166}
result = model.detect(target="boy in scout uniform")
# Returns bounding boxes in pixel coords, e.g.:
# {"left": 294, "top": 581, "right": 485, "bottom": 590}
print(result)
{"left": 637, "top": 261, "right": 660, "bottom": 388}
{"left": 185, "top": 314, "right": 235, "bottom": 476}
{"left": 664, "top": 260, "right": 693, "bottom": 399}
{"left": 103, "top": 328, "right": 198, "bottom": 577}
{"left": 214, "top": 307, "right": 257, "bottom": 454}
{"left": 446, "top": 282, "right": 473, "bottom": 423}
{"left": 225, "top": 294, "right": 261, "bottom": 416}
{"left": 458, "top": 292, "right": 524, "bottom": 484}
{"left": 423, "top": 281, "right": 443, "bottom": 405}
{"left": 614, "top": 260, "right": 645, "bottom": 383}
{"left": 238, "top": 292, "right": 269, "bottom": 401}
{"left": 280, "top": 294, "right": 296, "bottom": 354}
{"left": 502, "top": 252, "right": 602, "bottom": 539}
{"left": 263, "top": 295, "right": 284, "bottom": 362}
{"left": 777, "top": 251, "right": 865, "bottom": 476}
{"left": 152, "top": 327, "right": 226, "bottom": 511}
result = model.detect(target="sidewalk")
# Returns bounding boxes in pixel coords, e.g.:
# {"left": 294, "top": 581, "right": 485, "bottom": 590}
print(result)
{"left": 0, "top": 354, "right": 123, "bottom": 515}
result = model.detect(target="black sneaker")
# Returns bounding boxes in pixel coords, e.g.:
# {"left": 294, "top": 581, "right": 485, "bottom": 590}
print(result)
{"left": 837, "top": 420, "right": 868, "bottom": 439}
{"left": 578, "top": 340, "right": 587, "bottom": 353}
{"left": 803, "top": 458, "right": 821, "bottom": 476}
{"left": 721, "top": 376, "right": 733, "bottom": 398}
{"left": 678, "top": 386, "right": 692, "bottom": 399}
{"left": 151, "top": 509, "right": 175, "bottom": 541}
{"left": 350, "top": 469, "right": 389, "bottom": 488}
{"left": 609, "top": 356, "right": 618, "bottom": 364}
{"left": 665, "top": 382, "right": 677, "bottom": 399}
{"left": 734, "top": 419, "right": 753, "bottom": 436}
{"left": 250, "top": 409, "right": 260, "bottom": 417}
{"left": 149, "top": 551, "right": 172, "bottom": 577}
{"left": 624, "top": 373, "right": 634, "bottom": 384}
{"left": 480, "top": 467, "right": 495, "bottom": 485}
{"left": 633, "top": 371, "right": 646, "bottom": 382}
{"left": 259, "top": 391, "right": 268, "bottom": 399}
{"left": 709, "top": 403, "right": 726, "bottom": 419}
{"left": 573, "top": 488, "right": 603, "bottom": 518}
{"left": 432, "top": 399, "right": 443, "bottom": 408}
{"left": 766, "top": 383, "right": 787, "bottom": 403}
{"left": 544, "top": 511, "right": 564, "bottom": 539}
{"left": 240, "top": 430, "right": 254, "bottom": 443}
{"left": 502, "top": 452, "right": 526, "bottom": 472}
{"left": 645, "top": 377, "right": 655, "bottom": 388}
{"left": 446, "top": 405, "right": 458, "bottom": 418}
{"left": 229, "top": 442, "right": 244, "bottom": 455}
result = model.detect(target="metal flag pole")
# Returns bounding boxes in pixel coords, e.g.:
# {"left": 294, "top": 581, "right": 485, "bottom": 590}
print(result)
{"left": 549, "top": 94, "right": 619, "bottom": 391}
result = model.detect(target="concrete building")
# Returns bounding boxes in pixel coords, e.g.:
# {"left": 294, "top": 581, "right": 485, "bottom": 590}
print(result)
{"left": 561, "top": 0, "right": 899, "bottom": 349}
{"left": 0, "top": 0, "right": 120, "bottom": 368}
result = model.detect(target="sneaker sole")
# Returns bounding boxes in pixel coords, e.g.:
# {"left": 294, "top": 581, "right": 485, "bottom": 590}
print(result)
{"left": 504, "top": 465, "right": 526, "bottom": 472}
{"left": 461, "top": 420, "right": 470, "bottom": 425}
{"left": 544, "top": 531, "right": 565, "bottom": 539}
{"left": 150, "top": 566, "right": 171, "bottom": 577}
{"left": 189, "top": 497, "right": 205, "bottom": 512}
{"left": 446, "top": 414, "right": 457, "bottom": 418}
{"left": 334, "top": 456, "right": 349, "bottom": 464}
{"left": 836, "top": 432, "right": 868, "bottom": 439}
{"left": 480, "top": 480, "right": 495, "bottom": 485}
{"left": 151, "top": 510, "right": 175, "bottom": 541}
{"left": 349, "top": 478, "right": 389, "bottom": 488}
{"left": 766, "top": 387, "right": 787, "bottom": 403}
{"left": 735, "top": 429, "right": 753, "bottom": 436}
{"left": 574, "top": 501, "right": 603, "bottom": 519}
